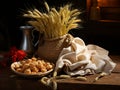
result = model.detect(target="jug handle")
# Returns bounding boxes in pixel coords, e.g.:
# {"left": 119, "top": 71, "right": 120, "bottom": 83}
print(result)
{"left": 31, "top": 28, "right": 44, "bottom": 48}
{"left": 31, "top": 28, "right": 39, "bottom": 47}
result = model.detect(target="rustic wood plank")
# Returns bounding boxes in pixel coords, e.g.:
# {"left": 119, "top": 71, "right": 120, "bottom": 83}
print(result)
{"left": 0, "top": 55, "right": 120, "bottom": 90}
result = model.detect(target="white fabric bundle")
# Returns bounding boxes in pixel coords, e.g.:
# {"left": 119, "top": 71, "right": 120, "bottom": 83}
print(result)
{"left": 55, "top": 37, "right": 116, "bottom": 76}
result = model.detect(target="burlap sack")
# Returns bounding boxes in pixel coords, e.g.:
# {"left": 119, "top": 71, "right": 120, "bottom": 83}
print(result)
{"left": 36, "top": 34, "right": 73, "bottom": 63}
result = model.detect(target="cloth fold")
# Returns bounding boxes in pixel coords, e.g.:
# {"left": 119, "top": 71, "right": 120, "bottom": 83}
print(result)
{"left": 55, "top": 37, "right": 116, "bottom": 76}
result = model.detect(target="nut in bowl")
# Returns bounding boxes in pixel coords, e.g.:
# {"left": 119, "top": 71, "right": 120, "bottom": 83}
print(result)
{"left": 10, "top": 57, "right": 54, "bottom": 78}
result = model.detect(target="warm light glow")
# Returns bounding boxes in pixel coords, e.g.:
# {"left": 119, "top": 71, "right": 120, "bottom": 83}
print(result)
{"left": 97, "top": 0, "right": 120, "bottom": 7}
{"left": 97, "top": 0, "right": 109, "bottom": 6}
{"left": 97, "top": 0, "right": 102, "bottom": 6}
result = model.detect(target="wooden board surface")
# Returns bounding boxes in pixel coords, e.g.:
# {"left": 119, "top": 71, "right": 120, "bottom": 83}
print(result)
{"left": 0, "top": 55, "right": 120, "bottom": 90}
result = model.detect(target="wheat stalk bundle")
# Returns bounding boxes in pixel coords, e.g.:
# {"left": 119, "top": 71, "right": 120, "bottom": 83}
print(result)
{"left": 23, "top": 2, "right": 81, "bottom": 39}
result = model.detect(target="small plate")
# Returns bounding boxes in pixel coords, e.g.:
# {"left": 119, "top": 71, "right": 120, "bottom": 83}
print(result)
{"left": 11, "top": 61, "right": 54, "bottom": 78}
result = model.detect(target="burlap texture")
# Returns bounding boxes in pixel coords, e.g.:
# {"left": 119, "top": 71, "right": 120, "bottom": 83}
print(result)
{"left": 36, "top": 34, "right": 73, "bottom": 63}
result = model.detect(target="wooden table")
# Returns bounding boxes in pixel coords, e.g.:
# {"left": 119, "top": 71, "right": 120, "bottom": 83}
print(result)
{"left": 0, "top": 55, "right": 120, "bottom": 90}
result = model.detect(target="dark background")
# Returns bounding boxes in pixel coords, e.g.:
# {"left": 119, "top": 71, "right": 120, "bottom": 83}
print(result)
{"left": 0, "top": 0, "right": 86, "bottom": 51}
{"left": 0, "top": 0, "right": 120, "bottom": 55}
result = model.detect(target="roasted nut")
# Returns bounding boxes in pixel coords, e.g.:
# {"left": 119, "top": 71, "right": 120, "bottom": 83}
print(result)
{"left": 12, "top": 57, "right": 53, "bottom": 75}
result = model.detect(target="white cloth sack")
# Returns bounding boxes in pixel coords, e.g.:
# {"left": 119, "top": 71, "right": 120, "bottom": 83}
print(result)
{"left": 55, "top": 37, "right": 116, "bottom": 76}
